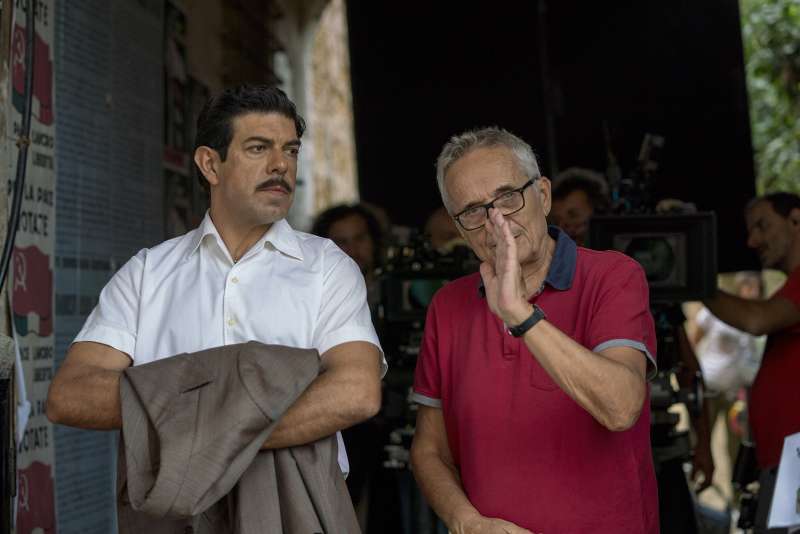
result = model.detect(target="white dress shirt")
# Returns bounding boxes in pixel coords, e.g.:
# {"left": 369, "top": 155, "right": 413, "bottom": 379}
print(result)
{"left": 75, "top": 212, "right": 385, "bottom": 473}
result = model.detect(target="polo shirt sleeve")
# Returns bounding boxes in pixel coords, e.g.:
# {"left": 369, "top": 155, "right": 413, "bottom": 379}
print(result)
{"left": 72, "top": 250, "right": 146, "bottom": 360}
{"left": 776, "top": 268, "right": 800, "bottom": 309}
{"left": 410, "top": 295, "right": 443, "bottom": 408}
{"left": 313, "top": 245, "right": 386, "bottom": 377}
{"left": 587, "top": 259, "right": 658, "bottom": 380}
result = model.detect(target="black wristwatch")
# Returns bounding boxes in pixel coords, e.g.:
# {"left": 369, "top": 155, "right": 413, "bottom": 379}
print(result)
{"left": 508, "top": 305, "right": 546, "bottom": 337}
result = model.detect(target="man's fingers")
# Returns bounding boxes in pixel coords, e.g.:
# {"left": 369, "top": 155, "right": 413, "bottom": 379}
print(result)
{"left": 486, "top": 209, "right": 505, "bottom": 249}
{"left": 500, "top": 522, "right": 534, "bottom": 534}
{"left": 488, "top": 208, "right": 517, "bottom": 265}
{"left": 480, "top": 261, "right": 496, "bottom": 281}
{"left": 489, "top": 208, "right": 508, "bottom": 236}
{"left": 694, "top": 473, "right": 711, "bottom": 492}
{"left": 494, "top": 518, "right": 534, "bottom": 534}
{"left": 691, "top": 465, "right": 712, "bottom": 493}
{"left": 497, "top": 212, "right": 514, "bottom": 244}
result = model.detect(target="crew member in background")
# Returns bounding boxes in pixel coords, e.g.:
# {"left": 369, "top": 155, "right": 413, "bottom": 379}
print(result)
{"left": 548, "top": 166, "right": 610, "bottom": 246}
{"left": 702, "top": 192, "right": 800, "bottom": 534}
{"left": 311, "top": 202, "right": 386, "bottom": 528}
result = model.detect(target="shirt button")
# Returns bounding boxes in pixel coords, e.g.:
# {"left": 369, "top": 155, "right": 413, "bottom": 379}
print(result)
{"left": 227, "top": 318, "right": 236, "bottom": 326}
{"left": 231, "top": 276, "right": 239, "bottom": 284}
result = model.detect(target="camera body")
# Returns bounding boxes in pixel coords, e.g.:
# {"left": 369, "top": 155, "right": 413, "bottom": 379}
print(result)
{"left": 589, "top": 131, "right": 718, "bottom": 473}
{"left": 589, "top": 212, "right": 717, "bottom": 472}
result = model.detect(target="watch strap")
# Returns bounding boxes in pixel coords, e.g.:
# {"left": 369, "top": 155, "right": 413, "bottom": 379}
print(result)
{"left": 508, "top": 305, "right": 546, "bottom": 337}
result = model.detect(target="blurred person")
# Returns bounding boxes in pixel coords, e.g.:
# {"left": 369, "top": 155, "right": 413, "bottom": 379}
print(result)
{"left": 691, "top": 272, "right": 764, "bottom": 464}
{"left": 549, "top": 167, "right": 610, "bottom": 245}
{"left": 703, "top": 192, "right": 800, "bottom": 534}
{"left": 362, "top": 201, "right": 393, "bottom": 241}
{"left": 408, "top": 207, "right": 474, "bottom": 318}
{"left": 310, "top": 202, "right": 386, "bottom": 527}
{"left": 312, "top": 203, "right": 383, "bottom": 276}
{"left": 410, "top": 127, "right": 658, "bottom": 533}
{"left": 312, "top": 203, "right": 384, "bottom": 312}
{"left": 424, "top": 206, "right": 462, "bottom": 252}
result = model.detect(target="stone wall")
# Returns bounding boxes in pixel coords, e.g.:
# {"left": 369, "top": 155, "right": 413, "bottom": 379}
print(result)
{"left": 310, "top": 0, "right": 358, "bottom": 215}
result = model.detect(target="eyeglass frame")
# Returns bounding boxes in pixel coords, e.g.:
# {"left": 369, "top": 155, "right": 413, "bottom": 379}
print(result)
{"left": 451, "top": 177, "right": 539, "bottom": 231}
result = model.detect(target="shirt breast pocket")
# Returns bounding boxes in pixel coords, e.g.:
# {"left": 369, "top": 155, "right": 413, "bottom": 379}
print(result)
{"left": 505, "top": 335, "right": 559, "bottom": 391}
{"left": 529, "top": 354, "right": 559, "bottom": 391}
{"left": 256, "top": 283, "right": 319, "bottom": 346}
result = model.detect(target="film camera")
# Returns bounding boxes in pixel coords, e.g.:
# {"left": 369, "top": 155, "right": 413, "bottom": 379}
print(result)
{"left": 374, "top": 233, "right": 479, "bottom": 469}
{"left": 592, "top": 131, "right": 720, "bottom": 472}
{"left": 589, "top": 207, "right": 718, "bottom": 470}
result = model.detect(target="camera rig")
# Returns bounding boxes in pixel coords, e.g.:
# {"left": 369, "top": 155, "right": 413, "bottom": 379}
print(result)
{"left": 593, "top": 132, "right": 719, "bottom": 472}
{"left": 374, "top": 234, "right": 479, "bottom": 469}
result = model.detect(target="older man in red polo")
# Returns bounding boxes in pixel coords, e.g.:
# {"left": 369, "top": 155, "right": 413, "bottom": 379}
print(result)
{"left": 410, "top": 127, "right": 658, "bottom": 534}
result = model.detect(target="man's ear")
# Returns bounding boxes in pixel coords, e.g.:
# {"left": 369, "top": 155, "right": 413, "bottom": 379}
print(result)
{"left": 194, "top": 146, "right": 221, "bottom": 187}
{"left": 538, "top": 176, "right": 552, "bottom": 217}
{"left": 789, "top": 207, "right": 800, "bottom": 229}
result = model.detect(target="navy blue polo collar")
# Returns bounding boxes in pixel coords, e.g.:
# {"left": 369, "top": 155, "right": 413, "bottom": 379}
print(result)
{"left": 544, "top": 225, "right": 577, "bottom": 290}
{"left": 478, "top": 225, "right": 576, "bottom": 297}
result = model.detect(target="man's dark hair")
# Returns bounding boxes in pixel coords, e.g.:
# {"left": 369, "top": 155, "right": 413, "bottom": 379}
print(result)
{"left": 748, "top": 192, "right": 800, "bottom": 218}
{"left": 551, "top": 168, "right": 611, "bottom": 214}
{"left": 194, "top": 84, "right": 306, "bottom": 189}
{"left": 311, "top": 204, "right": 384, "bottom": 262}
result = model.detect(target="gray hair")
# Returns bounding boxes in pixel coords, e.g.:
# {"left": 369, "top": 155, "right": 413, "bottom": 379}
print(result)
{"left": 435, "top": 127, "right": 541, "bottom": 211}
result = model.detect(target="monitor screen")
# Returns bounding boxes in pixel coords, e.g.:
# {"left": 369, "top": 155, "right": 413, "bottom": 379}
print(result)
{"left": 588, "top": 213, "right": 717, "bottom": 302}
{"left": 614, "top": 233, "right": 687, "bottom": 287}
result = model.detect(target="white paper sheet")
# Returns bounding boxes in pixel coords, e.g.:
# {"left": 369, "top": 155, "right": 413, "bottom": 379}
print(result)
{"left": 768, "top": 432, "right": 800, "bottom": 529}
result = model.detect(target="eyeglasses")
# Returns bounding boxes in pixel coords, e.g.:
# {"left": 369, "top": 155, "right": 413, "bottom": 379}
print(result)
{"left": 452, "top": 178, "right": 537, "bottom": 231}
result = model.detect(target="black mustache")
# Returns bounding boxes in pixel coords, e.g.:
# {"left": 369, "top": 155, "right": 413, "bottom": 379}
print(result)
{"left": 256, "top": 178, "right": 293, "bottom": 193}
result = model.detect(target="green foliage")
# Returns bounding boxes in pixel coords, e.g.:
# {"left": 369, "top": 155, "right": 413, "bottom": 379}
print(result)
{"left": 740, "top": 0, "right": 800, "bottom": 194}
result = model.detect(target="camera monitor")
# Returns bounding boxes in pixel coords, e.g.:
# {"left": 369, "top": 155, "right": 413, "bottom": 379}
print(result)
{"left": 587, "top": 213, "right": 717, "bottom": 302}
{"left": 380, "top": 275, "right": 451, "bottom": 324}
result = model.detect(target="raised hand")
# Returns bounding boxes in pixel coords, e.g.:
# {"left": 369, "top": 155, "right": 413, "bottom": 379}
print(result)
{"left": 479, "top": 208, "right": 532, "bottom": 326}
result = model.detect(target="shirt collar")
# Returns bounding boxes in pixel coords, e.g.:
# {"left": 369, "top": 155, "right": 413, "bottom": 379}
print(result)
{"left": 478, "top": 225, "right": 576, "bottom": 297}
{"left": 262, "top": 218, "right": 304, "bottom": 261}
{"left": 544, "top": 225, "right": 577, "bottom": 291}
{"left": 185, "top": 212, "right": 219, "bottom": 259}
{"left": 186, "top": 212, "right": 304, "bottom": 262}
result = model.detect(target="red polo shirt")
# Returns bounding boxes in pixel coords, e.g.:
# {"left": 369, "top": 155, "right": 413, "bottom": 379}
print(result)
{"left": 412, "top": 227, "right": 658, "bottom": 533}
{"left": 749, "top": 266, "right": 800, "bottom": 468}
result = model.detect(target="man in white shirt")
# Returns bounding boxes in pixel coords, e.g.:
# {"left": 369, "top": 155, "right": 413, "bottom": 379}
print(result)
{"left": 46, "top": 85, "right": 385, "bottom": 475}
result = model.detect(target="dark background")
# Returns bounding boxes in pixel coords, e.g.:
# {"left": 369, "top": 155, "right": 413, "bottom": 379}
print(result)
{"left": 347, "top": 0, "right": 758, "bottom": 273}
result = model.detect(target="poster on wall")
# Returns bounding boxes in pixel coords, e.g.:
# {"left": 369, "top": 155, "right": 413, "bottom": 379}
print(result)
{"left": 6, "top": 1, "right": 58, "bottom": 532}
